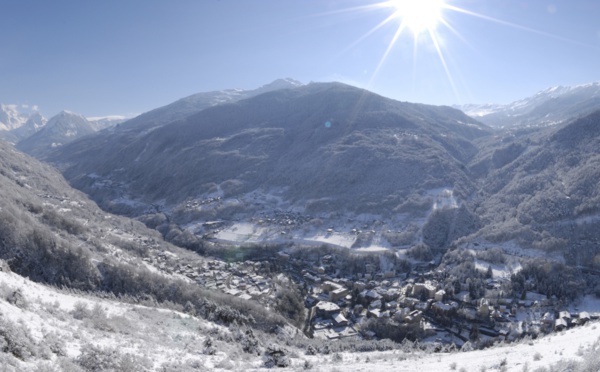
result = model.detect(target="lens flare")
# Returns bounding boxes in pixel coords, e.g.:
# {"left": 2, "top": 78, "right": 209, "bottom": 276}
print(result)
{"left": 312, "top": 0, "right": 592, "bottom": 103}
{"left": 389, "top": 0, "right": 445, "bottom": 35}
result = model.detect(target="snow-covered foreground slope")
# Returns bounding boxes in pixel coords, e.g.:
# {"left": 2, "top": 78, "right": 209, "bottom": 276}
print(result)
{"left": 1, "top": 263, "right": 598, "bottom": 371}
{"left": 331, "top": 327, "right": 600, "bottom": 372}
{"left": 0, "top": 264, "right": 255, "bottom": 371}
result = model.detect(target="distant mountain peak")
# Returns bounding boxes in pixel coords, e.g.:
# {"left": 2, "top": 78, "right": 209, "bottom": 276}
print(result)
{"left": 55, "top": 110, "right": 86, "bottom": 119}
{"left": 456, "top": 81, "right": 600, "bottom": 128}
{"left": 112, "top": 78, "right": 306, "bottom": 133}
{"left": 258, "top": 78, "right": 303, "bottom": 90}
{"left": 0, "top": 103, "right": 47, "bottom": 142}
{"left": 17, "top": 110, "right": 95, "bottom": 158}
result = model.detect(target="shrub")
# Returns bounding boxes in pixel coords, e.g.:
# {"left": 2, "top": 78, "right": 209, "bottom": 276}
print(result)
{"left": 274, "top": 286, "right": 305, "bottom": 328}
{"left": 238, "top": 329, "right": 260, "bottom": 355}
{"left": 89, "top": 304, "right": 112, "bottom": 332}
{"left": 203, "top": 336, "right": 216, "bottom": 355}
{"left": 264, "top": 345, "right": 290, "bottom": 368}
{"left": 0, "top": 317, "right": 38, "bottom": 360}
{"left": 42, "top": 209, "right": 85, "bottom": 235}
{"left": 34, "top": 362, "right": 60, "bottom": 372}
{"left": 76, "top": 344, "right": 121, "bottom": 371}
{"left": 57, "top": 358, "right": 85, "bottom": 372}
{"left": 305, "top": 345, "right": 317, "bottom": 355}
{"left": 71, "top": 302, "right": 92, "bottom": 320}
{"left": 76, "top": 344, "right": 150, "bottom": 372}
{"left": 6, "top": 289, "right": 28, "bottom": 309}
{"left": 43, "top": 331, "right": 67, "bottom": 356}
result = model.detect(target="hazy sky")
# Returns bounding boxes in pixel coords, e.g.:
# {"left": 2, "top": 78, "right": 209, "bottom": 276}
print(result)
{"left": 2, "top": 0, "right": 600, "bottom": 117}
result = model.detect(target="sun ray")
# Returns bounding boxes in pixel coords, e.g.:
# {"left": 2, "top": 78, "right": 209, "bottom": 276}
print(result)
{"left": 444, "top": 4, "right": 598, "bottom": 49}
{"left": 336, "top": 13, "right": 401, "bottom": 60}
{"left": 428, "top": 29, "right": 460, "bottom": 100}
{"left": 412, "top": 35, "right": 419, "bottom": 94}
{"left": 438, "top": 18, "right": 474, "bottom": 53}
{"left": 368, "top": 22, "right": 408, "bottom": 87}
{"left": 324, "top": 0, "right": 597, "bottom": 105}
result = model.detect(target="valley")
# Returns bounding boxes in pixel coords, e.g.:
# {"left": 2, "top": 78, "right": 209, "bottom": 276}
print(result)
{"left": 2, "top": 79, "right": 600, "bottom": 371}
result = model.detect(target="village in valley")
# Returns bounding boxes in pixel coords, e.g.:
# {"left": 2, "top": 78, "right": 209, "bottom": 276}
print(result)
{"left": 141, "top": 220, "right": 600, "bottom": 349}
{"left": 281, "top": 251, "right": 599, "bottom": 347}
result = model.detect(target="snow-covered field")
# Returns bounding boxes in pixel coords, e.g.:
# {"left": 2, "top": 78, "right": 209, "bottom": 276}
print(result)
{"left": 187, "top": 188, "right": 463, "bottom": 252}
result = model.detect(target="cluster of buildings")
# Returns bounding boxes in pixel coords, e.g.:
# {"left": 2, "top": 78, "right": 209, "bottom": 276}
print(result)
{"left": 285, "top": 253, "right": 600, "bottom": 344}
{"left": 145, "top": 245, "right": 599, "bottom": 346}
{"left": 253, "top": 210, "right": 313, "bottom": 227}
{"left": 145, "top": 252, "right": 274, "bottom": 302}
{"left": 184, "top": 196, "right": 222, "bottom": 209}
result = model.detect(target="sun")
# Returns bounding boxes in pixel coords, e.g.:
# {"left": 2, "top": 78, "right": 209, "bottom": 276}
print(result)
{"left": 389, "top": 0, "right": 446, "bottom": 35}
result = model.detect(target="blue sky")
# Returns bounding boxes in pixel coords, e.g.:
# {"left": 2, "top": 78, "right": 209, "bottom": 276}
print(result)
{"left": 2, "top": 0, "right": 600, "bottom": 117}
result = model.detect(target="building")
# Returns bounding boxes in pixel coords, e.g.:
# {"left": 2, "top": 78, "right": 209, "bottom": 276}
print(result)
{"left": 412, "top": 282, "right": 437, "bottom": 299}
{"left": 434, "top": 290, "right": 446, "bottom": 302}
{"left": 315, "top": 301, "right": 341, "bottom": 317}
{"left": 330, "top": 287, "right": 350, "bottom": 302}
{"left": 332, "top": 312, "right": 349, "bottom": 327}
{"left": 555, "top": 318, "right": 567, "bottom": 331}
{"left": 578, "top": 312, "right": 591, "bottom": 325}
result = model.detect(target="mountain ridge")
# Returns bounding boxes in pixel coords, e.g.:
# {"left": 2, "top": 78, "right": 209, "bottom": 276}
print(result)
{"left": 456, "top": 82, "right": 600, "bottom": 128}
{"left": 17, "top": 110, "right": 96, "bottom": 158}
{"left": 49, "top": 82, "right": 490, "bottom": 220}
{"left": 112, "top": 77, "right": 303, "bottom": 134}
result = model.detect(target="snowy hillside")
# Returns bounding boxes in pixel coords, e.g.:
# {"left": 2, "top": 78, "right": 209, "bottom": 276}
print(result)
{"left": 16, "top": 110, "right": 95, "bottom": 157}
{"left": 0, "top": 104, "right": 36, "bottom": 131}
{"left": 456, "top": 82, "right": 600, "bottom": 128}
{"left": 0, "top": 265, "right": 598, "bottom": 371}
{"left": 87, "top": 115, "right": 129, "bottom": 131}
{"left": 113, "top": 78, "right": 303, "bottom": 133}
{"left": 0, "top": 104, "right": 47, "bottom": 142}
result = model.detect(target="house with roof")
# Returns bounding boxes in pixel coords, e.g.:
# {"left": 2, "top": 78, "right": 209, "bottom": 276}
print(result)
{"left": 332, "top": 312, "right": 349, "bottom": 327}
{"left": 578, "top": 311, "right": 591, "bottom": 325}
{"left": 315, "top": 301, "right": 341, "bottom": 317}
{"left": 555, "top": 318, "right": 568, "bottom": 331}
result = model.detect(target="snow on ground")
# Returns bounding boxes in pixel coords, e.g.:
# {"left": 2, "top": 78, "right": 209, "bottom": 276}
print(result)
{"left": 0, "top": 269, "right": 124, "bottom": 317}
{"left": 473, "top": 258, "right": 518, "bottom": 279}
{"left": 428, "top": 188, "right": 458, "bottom": 210}
{"left": 256, "top": 322, "right": 600, "bottom": 372}
{"left": 310, "top": 231, "right": 356, "bottom": 248}
{"left": 214, "top": 221, "right": 362, "bottom": 249}
{"left": 215, "top": 222, "right": 269, "bottom": 243}
{"left": 470, "top": 239, "right": 565, "bottom": 262}
{"left": 354, "top": 246, "right": 391, "bottom": 253}
{"left": 569, "top": 295, "right": 600, "bottom": 316}
{"left": 1, "top": 266, "right": 599, "bottom": 371}
{"left": 0, "top": 268, "right": 232, "bottom": 371}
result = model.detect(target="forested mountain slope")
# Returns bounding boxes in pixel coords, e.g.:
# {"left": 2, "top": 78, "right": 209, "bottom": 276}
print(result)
{"left": 465, "top": 110, "right": 600, "bottom": 265}
{"left": 49, "top": 82, "right": 491, "bottom": 218}
{"left": 0, "top": 139, "right": 290, "bottom": 330}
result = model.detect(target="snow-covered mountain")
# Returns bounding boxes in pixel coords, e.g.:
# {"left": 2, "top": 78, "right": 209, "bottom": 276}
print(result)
{"left": 115, "top": 78, "right": 303, "bottom": 133}
{"left": 0, "top": 104, "right": 47, "bottom": 142}
{"left": 9, "top": 112, "right": 47, "bottom": 140}
{"left": 456, "top": 82, "right": 600, "bottom": 128}
{"left": 50, "top": 81, "right": 490, "bottom": 222}
{"left": 0, "top": 104, "right": 34, "bottom": 131}
{"left": 17, "top": 110, "right": 95, "bottom": 157}
{"left": 87, "top": 115, "right": 129, "bottom": 131}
